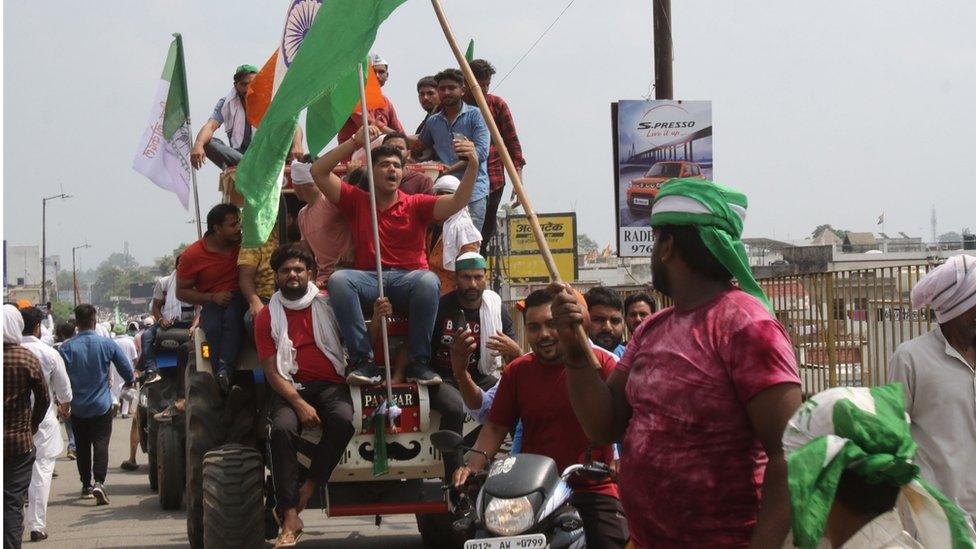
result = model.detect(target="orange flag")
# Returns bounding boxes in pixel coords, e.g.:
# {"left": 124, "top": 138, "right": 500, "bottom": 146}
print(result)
{"left": 353, "top": 63, "right": 386, "bottom": 114}
{"left": 246, "top": 51, "right": 278, "bottom": 128}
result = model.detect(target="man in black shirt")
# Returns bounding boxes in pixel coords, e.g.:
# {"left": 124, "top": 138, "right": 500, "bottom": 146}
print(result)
{"left": 428, "top": 252, "right": 521, "bottom": 481}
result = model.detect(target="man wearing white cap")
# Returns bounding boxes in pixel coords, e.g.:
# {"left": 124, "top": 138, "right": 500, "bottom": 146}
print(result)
{"left": 889, "top": 254, "right": 976, "bottom": 521}
{"left": 336, "top": 53, "right": 404, "bottom": 154}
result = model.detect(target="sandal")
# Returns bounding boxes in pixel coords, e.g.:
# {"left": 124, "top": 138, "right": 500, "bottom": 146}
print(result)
{"left": 273, "top": 529, "right": 303, "bottom": 548}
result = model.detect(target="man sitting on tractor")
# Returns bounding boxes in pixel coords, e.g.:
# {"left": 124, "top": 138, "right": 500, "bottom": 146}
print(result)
{"left": 176, "top": 203, "right": 244, "bottom": 393}
{"left": 294, "top": 124, "right": 480, "bottom": 386}
{"left": 254, "top": 244, "right": 353, "bottom": 547}
{"left": 141, "top": 254, "right": 195, "bottom": 380}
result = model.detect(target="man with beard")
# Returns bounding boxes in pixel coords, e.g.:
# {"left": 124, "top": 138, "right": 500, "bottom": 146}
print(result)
{"left": 415, "top": 75, "right": 439, "bottom": 136}
{"left": 555, "top": 179, "right": 801, "bottom": 547}
{"left": 584, "top": 286, "right": 627, "bottom": 358}
{"left": 176, "top": 203, "right": 244, "bottom": 393}
{"left": 623, "top": 292, "right": 656, "bottom": 336}
{"left": 191, "top": 64, "right": 303, "bottom": 169}
{"left": 255, "top": 245, "right": 352, "bottom": 547}
{"left": 888, "top": 254, "right": 976, "bottom": 521}
{"left": 297, "top": 125, "right": 479, "bottom": 387}
{"left": 455, "top": 289, "right": 628, "bottom": 548}
{"left": 417, "top": 68, "right": 490, "bottom": 232}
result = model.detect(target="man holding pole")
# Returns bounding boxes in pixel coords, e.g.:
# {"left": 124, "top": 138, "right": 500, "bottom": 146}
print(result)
{"left": 293, "top": 124, "right": 480, "bottom": 387}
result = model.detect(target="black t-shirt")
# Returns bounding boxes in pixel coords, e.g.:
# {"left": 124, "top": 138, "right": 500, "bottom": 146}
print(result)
{"left": 431, "top": 291, "right": 515, "bottom": 382}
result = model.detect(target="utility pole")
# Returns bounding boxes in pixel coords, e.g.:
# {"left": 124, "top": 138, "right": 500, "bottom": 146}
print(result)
{"left": 653, "top": 0, "right": 673, "bottom": 100}
{"left": 41, "top": 192, "right": 72, "bottom": 304}
{"left": 72, "top": 242, "right": 91, "bottom": 307}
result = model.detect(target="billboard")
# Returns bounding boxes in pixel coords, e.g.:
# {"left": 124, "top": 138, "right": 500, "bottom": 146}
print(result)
{"left": 502, "top": 213, "right": 577, "bottom": 283}
{"left": 613, "top": 100, "right": 713, "bottom": 257}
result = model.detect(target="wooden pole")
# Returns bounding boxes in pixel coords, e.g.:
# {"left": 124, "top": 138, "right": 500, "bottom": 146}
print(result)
{"left": 430, "top": 0, "right": 598, "bottom": 366}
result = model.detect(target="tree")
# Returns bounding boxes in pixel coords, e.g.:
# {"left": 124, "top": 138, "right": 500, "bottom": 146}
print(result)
{"left": 154, "top": 243, "right": 190, "bottom": 275}
{"left": 811, "top": 224, "right": 847, "bottom": 240}
{"left": 938, "top": 231, "right": 962, "bottom": 243}
{"left": 578, "top": 233, "right": 599, "bottom": 254}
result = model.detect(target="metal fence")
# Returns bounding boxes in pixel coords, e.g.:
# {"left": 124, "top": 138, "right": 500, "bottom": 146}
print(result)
{"left": 759, "top": 264, "right": 940, "bottom": 396}
{"left": 504, "top": 263, "right": 942, "bottom": 397}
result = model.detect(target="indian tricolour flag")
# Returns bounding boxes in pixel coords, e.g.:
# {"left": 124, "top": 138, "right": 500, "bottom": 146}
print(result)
{"left": 132, "top": 34, "right": 192, "bottom": 209}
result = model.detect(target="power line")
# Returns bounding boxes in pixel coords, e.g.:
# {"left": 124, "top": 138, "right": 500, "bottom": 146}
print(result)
{"left": 494, "top": 0, "right": 579, "bottom": 90}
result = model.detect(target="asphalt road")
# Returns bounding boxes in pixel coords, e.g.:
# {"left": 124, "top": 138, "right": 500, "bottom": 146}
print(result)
{"left": 31, "top": 416, "right": 426, "bottom": 548}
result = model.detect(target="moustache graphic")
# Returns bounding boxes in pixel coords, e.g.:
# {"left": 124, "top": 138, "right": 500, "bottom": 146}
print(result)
{"left": 358, "top": 440, "right": 423, "bottom": 462}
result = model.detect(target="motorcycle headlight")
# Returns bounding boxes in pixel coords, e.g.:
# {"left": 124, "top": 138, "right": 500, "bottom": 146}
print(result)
{"left": 484, "top": 496, "right": 534, "bottom": 537}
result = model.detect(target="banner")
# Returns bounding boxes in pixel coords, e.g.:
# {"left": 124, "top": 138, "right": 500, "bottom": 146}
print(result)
{"left": 613, "top": 100, "right": 713, "bottom": 257}
{"left": 502, "top": 213, "right": 577, "bottom": 282}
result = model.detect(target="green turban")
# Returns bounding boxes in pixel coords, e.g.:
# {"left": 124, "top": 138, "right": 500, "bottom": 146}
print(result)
{"left": 783, "top": 384, "right": 975, "bottom": 549}
{"left": 235, "top": 64, "right": 258, "bottom": 76}
{"left": 650, "top": 178, "right": 772, "bottom": 313}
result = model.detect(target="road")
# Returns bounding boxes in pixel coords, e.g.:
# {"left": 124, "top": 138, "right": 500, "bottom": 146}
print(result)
{"left": 33, "top": 416, "right": 426, "bottom": 548}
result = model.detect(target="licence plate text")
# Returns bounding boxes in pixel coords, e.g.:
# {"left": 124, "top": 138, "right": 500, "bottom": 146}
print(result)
{"left": 464, "top": 534, "right": 547, "bottom": 549}
{"left": 633, "top": 198, "right": 650, "bottom": 206}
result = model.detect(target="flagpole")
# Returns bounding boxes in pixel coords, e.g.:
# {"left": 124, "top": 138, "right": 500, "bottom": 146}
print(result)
{"left": 430, "top": 0, "right": 599, "bottom": 368}
{"left": 173, "top": 33, "right": 203, "bottom": 239}
{"left": 357, "top": 63, "right": 395, "bottom": 415}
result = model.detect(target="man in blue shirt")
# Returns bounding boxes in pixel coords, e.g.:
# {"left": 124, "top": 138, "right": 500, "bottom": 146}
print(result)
{"left": 58, "top": 304, "right": 133, "bottom": 505}
{"left": 418, "top": 68, "right": 490, "bottom": 232}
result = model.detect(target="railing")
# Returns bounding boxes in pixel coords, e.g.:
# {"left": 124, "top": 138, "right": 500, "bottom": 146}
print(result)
{"left": 503, "top": 263, "right": 942, "bottom": 397}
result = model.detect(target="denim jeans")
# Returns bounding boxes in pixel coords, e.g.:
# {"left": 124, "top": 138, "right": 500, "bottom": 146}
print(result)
{"left": 467, "top": 196, "right": 488, "bottom": 234}
{"left": 198, "top": 292, "right": 246, "bottom": 375}
{"left": 4, "top": 448, "right": 34, "bottom": 549}
{"left": 203, "top": 137, "right": 243, "bottom": 170}
{"left": 327, "top": 269, "right": 440, "bottom": 366}
{"left": 65, "top": 419, "right": 75, "bottom": 452}
{"left": 140, "top": 324, "right": 159, "bottom": 373}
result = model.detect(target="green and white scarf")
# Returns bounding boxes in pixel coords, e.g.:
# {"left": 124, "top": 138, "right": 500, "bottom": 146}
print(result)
{"left": 651, "top": 178, "right": 773, "bottom": 313}
{"left": 783, "top": 384, "right": 975, "bottom": 549}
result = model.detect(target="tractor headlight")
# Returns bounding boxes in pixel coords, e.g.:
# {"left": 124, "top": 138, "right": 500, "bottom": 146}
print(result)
{"left": 484, "top": 496, "right": 533, "bottom": 536}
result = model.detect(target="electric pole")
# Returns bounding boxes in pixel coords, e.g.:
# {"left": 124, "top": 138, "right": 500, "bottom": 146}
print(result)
{"left": 72, "top": 242, "right": 91, "bottom": 307}
{"left": 653, "top": 0, "right": 673, "bottom": 100}
{"left": 41, "top": 192, "right": 71, "bottom": 304}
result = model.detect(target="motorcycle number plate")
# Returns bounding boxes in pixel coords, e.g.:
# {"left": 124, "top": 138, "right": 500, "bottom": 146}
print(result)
{"left": 633, "top": 197, "right": 650, "bottom": 206}
{"left": 464, "top": 534, "right": 547, "bottom": 549}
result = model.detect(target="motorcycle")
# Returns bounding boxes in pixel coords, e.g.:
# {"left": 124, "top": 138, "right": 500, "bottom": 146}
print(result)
{"left": 431, "top": 430, "right": 610, "bottom": 549}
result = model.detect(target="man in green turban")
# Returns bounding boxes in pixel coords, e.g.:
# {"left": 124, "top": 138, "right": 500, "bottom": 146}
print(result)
{"left": 554, "top": 178, "right": 802, "bottom": 547}
{"left": 783, "top": 384, "right": 975, "bottom": 548}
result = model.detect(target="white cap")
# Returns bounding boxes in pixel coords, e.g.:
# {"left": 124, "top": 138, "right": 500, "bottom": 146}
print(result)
{"left": 432, "top": 175, "right": 461, "bottom": 194}
{"left": 369, "top": 53, "right": 388, "bottom": 67}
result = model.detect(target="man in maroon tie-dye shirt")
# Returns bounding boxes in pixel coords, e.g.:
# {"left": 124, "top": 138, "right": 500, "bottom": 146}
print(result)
{"left": 552, "top": 220, "right": 801, "bottom": 547}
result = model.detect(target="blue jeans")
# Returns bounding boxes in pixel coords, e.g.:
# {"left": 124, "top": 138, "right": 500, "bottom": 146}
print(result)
{"left": 327, "top": 269, "right": 440, "bottom": 366}
{"left": 467, "top": 196, "right": 488, "bottom": 234}
{"left": 140, "top": 324, "right": 159, "bottom": 373}
{"left": 198, "top": 292, "right": 246, "bottom": 374}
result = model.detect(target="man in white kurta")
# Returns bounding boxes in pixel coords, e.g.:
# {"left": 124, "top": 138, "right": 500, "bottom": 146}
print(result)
{"left": 21, "top": 308, "right": 73, "bottom": 539}
{"left": 888, "top": 254, "right": 976, "bottom": 523}
{"left": 110, "top": 326, "right": 138, "bottom": 416}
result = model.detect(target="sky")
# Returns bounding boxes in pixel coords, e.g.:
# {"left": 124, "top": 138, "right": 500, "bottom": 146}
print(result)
{"left": 4, "top": 0, "right": 975, "bottom": 270}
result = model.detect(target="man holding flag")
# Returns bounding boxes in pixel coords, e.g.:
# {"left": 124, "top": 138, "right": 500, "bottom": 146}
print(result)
{"left": 293, "top": 124, "right": 480, "bottom": 387}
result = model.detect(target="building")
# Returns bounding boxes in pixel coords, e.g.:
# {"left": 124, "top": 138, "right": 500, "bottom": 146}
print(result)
{"left": 842, "top": 232, "right": 878, "bottom": 253}
{"left": 4, "top": 243, "right": 41, "bottom": 287}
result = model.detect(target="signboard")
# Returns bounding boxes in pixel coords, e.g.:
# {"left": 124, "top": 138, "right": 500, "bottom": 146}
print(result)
{"left": 502, "top": 213, "right": 577, "bottom": 283}
{"left": 613, "top": 100, "right": 713, "bottom": 257}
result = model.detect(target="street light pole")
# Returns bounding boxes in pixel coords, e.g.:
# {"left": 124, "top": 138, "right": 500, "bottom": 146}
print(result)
{"left": 42, "top": 192, "right": 72, "bottom": 304}
{"left": 72, "top": 242, "right": 91, "bottom": 307}
{"left": 653, "top": 0, "right": 673, "bottom": 100}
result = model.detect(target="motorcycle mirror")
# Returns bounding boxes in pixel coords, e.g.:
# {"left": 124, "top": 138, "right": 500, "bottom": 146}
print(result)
{"left": 430, "top": 430, "right": 464, "bottom": 453}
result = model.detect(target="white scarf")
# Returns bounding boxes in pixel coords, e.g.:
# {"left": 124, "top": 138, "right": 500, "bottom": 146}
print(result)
{"left": 442, "top": 208, "right": 483, "bottom": 272}
{"left": 3, "top": 304, "right": 23, "bottom": 344}
{"left": 911, "top": 254, "right": 976, "bottom": 323}
{"left": 162, "top": 272, "right": 187, "bottom": 322}
{"left": 219, "top": 89, "right": 249, "bottom": 150}
{"left": 477, "top": 289, "right": 504, "bottom": 375}
{"left": 268, "top": 282, "right": 346, "bottom": 384}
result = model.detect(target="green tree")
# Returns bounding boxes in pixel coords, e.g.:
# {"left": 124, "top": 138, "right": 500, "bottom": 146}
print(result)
{"left": 578, "top": 233, "right": 599, "bottom": 254}
{"left": 153, "top": 243, "right": 190, "bottom": 275}
{"left": 50, "top": 299, "right": 74, "bottom": 322}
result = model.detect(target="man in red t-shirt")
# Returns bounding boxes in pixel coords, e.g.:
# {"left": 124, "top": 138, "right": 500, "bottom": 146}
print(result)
{"left": 555, "top": 179, "right": 802, "bottom": 548}
{"left": 254, "top": 245, "right": 353, "bottom": 545}
{"left": 454, "top": 289, "right": 629, "bottom": 548}
{"left": 176, "top": 203, "right": 244, "bottom": 392}
{"left": 297, "top": 124, "right": 479, "bottom": 387}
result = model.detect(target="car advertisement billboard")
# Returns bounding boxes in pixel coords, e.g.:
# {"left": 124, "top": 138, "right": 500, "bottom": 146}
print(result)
{"left": 613, "top": 100, "right": 713, "bottom": 257}
{"left": 502, "top": 213, "right": 578, "bottom": 282}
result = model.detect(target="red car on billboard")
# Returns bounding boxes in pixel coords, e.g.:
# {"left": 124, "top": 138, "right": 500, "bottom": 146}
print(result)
{"left": 626, "top": 160, "right": 705, "bottom": 211}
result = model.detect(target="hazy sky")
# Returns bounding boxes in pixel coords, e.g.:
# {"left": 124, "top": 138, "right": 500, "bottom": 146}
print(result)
{"left": 4, "top": 0, "right": 975, "bottom": 269}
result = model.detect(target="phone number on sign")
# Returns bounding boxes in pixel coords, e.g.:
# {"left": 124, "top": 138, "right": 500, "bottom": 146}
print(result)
{"left": 625, "top": 244, "right": 654, "bottom": 254}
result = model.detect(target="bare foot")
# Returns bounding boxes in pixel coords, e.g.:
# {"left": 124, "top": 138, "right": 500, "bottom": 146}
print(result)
{"left": 297, "top": 481, "right": 316, "bottom": 514}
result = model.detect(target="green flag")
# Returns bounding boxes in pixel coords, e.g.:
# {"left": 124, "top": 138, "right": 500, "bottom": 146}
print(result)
{"left": 305, "top": 64, "right": 368, "bottom": 156}
{"left": 162, "top": 33, "right": 190, "bottom": 140}
{"left": 465, "top": 39, "right": 475, "bottom": 62}
{"left": 234, "top": 0, "right": 406, "bottom": 247}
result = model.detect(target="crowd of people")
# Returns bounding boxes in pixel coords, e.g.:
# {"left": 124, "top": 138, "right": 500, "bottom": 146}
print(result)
{"left": 4, "top": 53, "right": 975, "bottom": 549}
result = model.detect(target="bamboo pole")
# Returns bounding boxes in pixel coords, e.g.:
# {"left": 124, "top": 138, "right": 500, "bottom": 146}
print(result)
{"left": 430, "top": 0, "right": 598, "bottom": 366}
